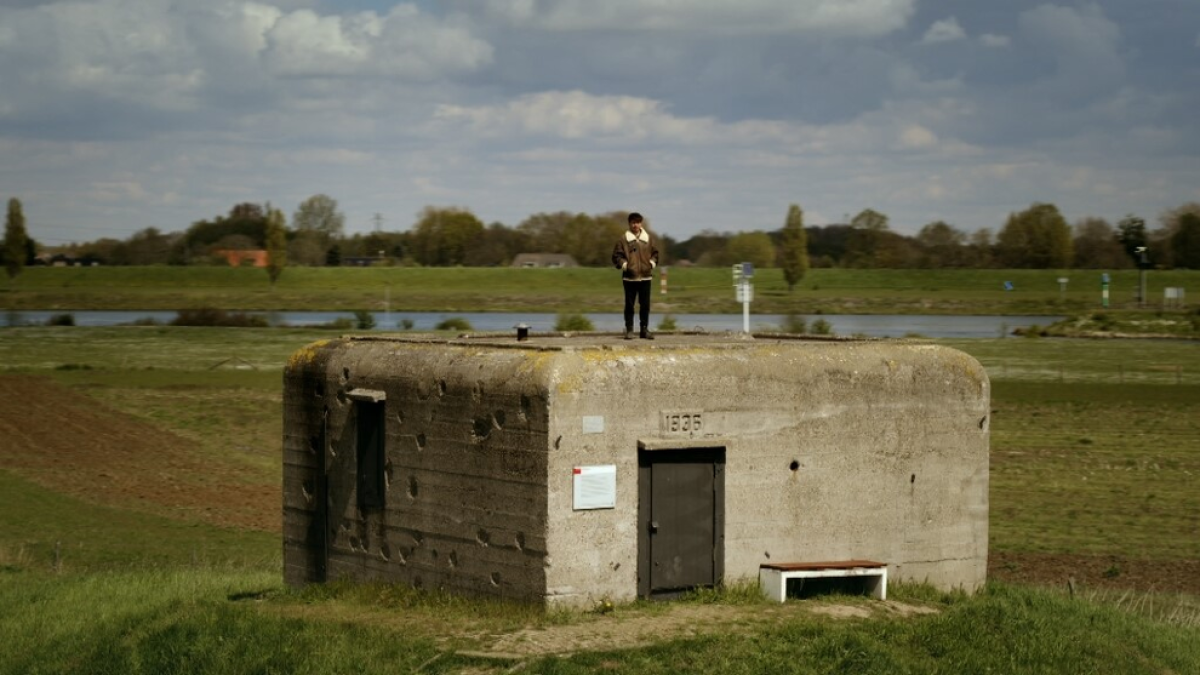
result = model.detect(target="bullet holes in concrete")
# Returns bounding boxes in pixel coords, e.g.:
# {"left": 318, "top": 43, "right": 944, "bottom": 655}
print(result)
{"left": 336, "top": 389, "right": 347, "bottom": 406}
{"left": 476, "top": 528, "right": 490, "bottom": 547}
{"left": 472, "top": 410, "right": 508, "bottom": 441}
{"left": 416, "top": 433, "right": 427, "bottom": 450}
{"left": 315, "top": 382, "right": 325, "bottom": 398}
{"left": 448, "top": 551, "right": 458, "bottom": 569}
{"left": 380, "top": 543, "right": 391, "bottom": 562}
{"left": 490, "top": 572, "right": 501, "bottom": 587}
{"left": 911, "top": 473, "right": 916, "bottom": 484}
{"left": 341, "top": 367, "right": 350, "bottom": 385}
{"left": 301, "top": 480, "right": 314, "bottom": 503}
{"left": 395, "top": 409, "right": 404, "bottom": 426}
{"left": 520, "top": 394, "right": 532, "bottom": 422}
{"left": 789, "top": 460, "right": 800, "bottom": 472}
{"left": 515, "top": 532, "right": 526, "bottom": 551}
{"left": 384, "top": 459, "right": 393, "bottom": 486}
{"left": 308, "top": 434, "right": 321, "bottom": 454}
{"left": 437, "top": 379, "right": 447, "bottom": 398}
{"left": 407, "top": 475, "right": 419, "bottom": 500}
{"left": 473, "top": 416, "right": 492, "bottom": 440}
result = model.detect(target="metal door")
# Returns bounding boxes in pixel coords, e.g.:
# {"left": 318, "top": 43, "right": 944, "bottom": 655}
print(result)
{"left": 638, "top": 447, "right": 725, "bottom": 598}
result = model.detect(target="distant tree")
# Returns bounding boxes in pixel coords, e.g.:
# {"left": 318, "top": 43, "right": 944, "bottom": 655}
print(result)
{"left": 997, "top": 203, "right": 1073, "bottom": 268}
{"left": 1155, "top": 203, "right": 1200, "bottom": 267}
{"left": 115, "top": 227, "right": 176, "bottom": 265}
{"left": 805, "top": 224, "right": 855, "bottom": 266}
{"left": 1171, "top": 212, "right": 1200, "bottom": 269}
{"left": 916, "top": 221, "right": 967, "bottom": 268}
{"left": 677, "top": 229, "right": 732, "bottom": 266}
{"left": 175, "top": 202, "right": 270, "bottom": 264}
{"left": 293, "top": 194, "right": 345, "bottom": 239}
{"left": 265, "top": 207, "right": 287, "bottom": 284}
{"left": 4, "top": 198, "right": 29, "bottom": 280}
{"left": 723, "top": 231, "right": 776, "bottom": 269}
{"left": 464, "top": 222, "right": 531, "bottom": 266}
{"left": 844, "top": 208, "right": 890, "bottom": 268}
{"left": 778, "top": 204, "right": 809, "bottom": 291}
{"left": 410, "top": 207, "right": 485, "bottom": 266}
{"left": 292, "top": 194, "right": 344, "bottom": 265}
{"left": 288, "top": 229, "right": 328, "bottom": 266}
{"left": 967, "top": 228, "right": 996, "bottom": 268}
{"left": 1116, "top": 214, "right": 1148, "bottom": 265}
{"left": 1072, "top": 218, "right": 1129, "bottom": 269}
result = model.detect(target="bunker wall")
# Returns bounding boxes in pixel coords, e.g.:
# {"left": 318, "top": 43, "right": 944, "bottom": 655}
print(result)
{"left": 283, "top": 340, "right": 555, "bottom": 601}
{"left": 541, "top": 342, "right": 989, "bottom": 606}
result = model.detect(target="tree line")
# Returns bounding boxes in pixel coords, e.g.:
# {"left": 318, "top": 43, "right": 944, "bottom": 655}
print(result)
{"left": 6, "top": 195, "right": 1200, "bottom": 285}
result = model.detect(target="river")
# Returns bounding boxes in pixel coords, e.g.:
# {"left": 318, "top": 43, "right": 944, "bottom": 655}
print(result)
{"left": 2, "top": 310, "right": 1062, "bottom": 338}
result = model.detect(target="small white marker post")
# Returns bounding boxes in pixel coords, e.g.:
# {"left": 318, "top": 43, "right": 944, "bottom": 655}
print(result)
{"left": 735, "top": 262, "right": 754, "bottom": 333}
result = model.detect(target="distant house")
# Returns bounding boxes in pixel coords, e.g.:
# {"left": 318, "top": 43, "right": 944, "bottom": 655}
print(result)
{"left": 217, "top": 249, "right": 269, "bottom": 268}
{"left": 511, "top": 253, "right": 579, "bottom": 268}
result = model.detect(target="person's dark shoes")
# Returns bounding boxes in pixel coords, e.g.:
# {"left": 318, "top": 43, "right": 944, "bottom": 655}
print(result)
{"left": 624, "top": 329, "right": 634, "bottom": 340}
{"left": 640, "top": 329, "right": 654, "bottom": 340}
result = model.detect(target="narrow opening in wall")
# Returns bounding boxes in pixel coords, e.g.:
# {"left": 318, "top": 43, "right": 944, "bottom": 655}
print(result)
{"left": 356, "top": 399, "right": 386, "bottom": 511}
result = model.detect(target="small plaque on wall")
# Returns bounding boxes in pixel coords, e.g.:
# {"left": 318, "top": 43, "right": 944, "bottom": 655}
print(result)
{"left": 572, "top": 465, "right": 616, "bottom": 510}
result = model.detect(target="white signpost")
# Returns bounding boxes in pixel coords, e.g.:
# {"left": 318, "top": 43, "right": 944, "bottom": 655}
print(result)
{"left": 734, "top": 262, "right": 754, "bottom": 333}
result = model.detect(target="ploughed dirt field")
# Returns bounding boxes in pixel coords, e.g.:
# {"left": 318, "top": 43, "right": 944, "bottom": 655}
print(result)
{"left": 1, "top": 374, "right": 1197, "bottom": 597}
{"left": 0, "top": 375, "right": 277, "bottom": 532}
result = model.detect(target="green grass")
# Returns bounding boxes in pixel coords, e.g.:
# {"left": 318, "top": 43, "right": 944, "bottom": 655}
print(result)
{"left": 0, "top": 573, "right": 1195, "bottom": 674}
{"left": 5, "top": 266, "right": 1199, "bottom": 315}
{"left": 0, "top": 470, "right": 275, "bottom": 572}
{"left": 987, "top": 382, "right": 1200, "bottom": 559}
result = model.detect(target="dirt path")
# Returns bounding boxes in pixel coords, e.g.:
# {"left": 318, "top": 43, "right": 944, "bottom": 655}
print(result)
{"left": 0, "top": 375, "right": 278, "bottom": 531}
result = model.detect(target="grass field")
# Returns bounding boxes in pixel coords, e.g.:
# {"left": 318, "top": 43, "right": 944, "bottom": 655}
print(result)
{"left": 5, "top": 265, "right": 1200, "bottom": 316}
{"left": 1, "top": 325, "right": 1199, "bottom": 672}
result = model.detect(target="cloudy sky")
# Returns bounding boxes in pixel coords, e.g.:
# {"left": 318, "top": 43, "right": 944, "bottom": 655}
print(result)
{"left": 2, "top": 0, "right": 1199, "bottom": 247}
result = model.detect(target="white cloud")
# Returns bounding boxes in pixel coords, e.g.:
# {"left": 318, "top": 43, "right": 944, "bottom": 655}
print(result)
{"left": 434, "top": 90, "right": 720, "bottom": 143}
{"left": 980, "top": 33, "right": 1010, "bottom": 48}
{"left": 263, "top": 9, "right": 375, "bottom": 76}
{"left": 920, "top": 17, "right": 966, "bottom": 45}
{"left": 456, "top": 0, "right": 916, "bottom": 37}
{"left": 898, "top": 124, "right": 938, "bottom": 149}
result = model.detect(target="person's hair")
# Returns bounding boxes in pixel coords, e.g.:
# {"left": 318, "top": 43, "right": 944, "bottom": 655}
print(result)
{"left": 628, "top": 212, "right": 643, "bottom": 224}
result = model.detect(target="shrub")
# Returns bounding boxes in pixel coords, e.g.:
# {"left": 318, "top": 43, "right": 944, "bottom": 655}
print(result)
{"left": 400, "top": 319, "right": 414, "bottom": 330}
{"left": 555, "top": 313, "right": 594, "bottom": 331}
{"left": 780, "top": 314, "right": 807, "bottom": 334}
{"left": 45, "top": 313, "right": 75, "bottom": 327}
{"left": 658, "top": 315, "right": 678, "bottom": 331}
{"left": 353, "top": 310, "right": 376, "bottom": 330}
{"left": 170, "top": 308, "right": 269, "bottom": 327}
{"left": 435, "top": 317, "right": 473, "bottom": 331}
{"left": 810, "top": 318, "right": 833, "bottom": 335}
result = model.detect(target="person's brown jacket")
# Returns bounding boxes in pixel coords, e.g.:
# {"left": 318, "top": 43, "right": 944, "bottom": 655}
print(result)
{"left": 612, "top": 229, "right": 659, "bottom": 282}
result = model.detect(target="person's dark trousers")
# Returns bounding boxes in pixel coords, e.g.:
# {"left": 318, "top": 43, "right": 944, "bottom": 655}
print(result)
{"left": 623, "top": 280, "right": 651, "bottom": 331}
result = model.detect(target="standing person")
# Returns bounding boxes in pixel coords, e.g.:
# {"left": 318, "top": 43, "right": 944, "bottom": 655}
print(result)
{"left": 612, "top": 212, "right": 660, "bottom": 339}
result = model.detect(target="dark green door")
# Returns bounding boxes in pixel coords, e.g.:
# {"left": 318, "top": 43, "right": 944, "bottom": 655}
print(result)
{"left": 639, "top": 447, "right": 724, "bottom": 598}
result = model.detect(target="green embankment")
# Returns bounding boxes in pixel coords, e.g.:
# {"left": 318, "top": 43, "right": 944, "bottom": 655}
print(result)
{"left": 4, "top": 265, "right": 1199, "bottom": 315}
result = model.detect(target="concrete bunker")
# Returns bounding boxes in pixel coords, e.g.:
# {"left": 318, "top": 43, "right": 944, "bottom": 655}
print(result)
{"left": 283, "top": 332, "right": 989, "bottom": 607}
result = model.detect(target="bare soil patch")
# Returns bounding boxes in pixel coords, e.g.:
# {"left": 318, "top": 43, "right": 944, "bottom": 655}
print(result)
{"left": 989, "top": 551, "right": 1200, "bottom": 595}
{"left": 0, "top": 375, "right": 278, "bottom": 531}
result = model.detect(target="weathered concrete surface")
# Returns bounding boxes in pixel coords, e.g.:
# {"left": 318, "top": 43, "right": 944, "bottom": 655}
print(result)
{"left": 283, "top": 332, "right": 989, "bottom": 608}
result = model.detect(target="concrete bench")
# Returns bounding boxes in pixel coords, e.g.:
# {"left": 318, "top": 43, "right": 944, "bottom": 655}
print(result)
{"left": 759, "top": 560, "right": 888, "bottom": 602}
